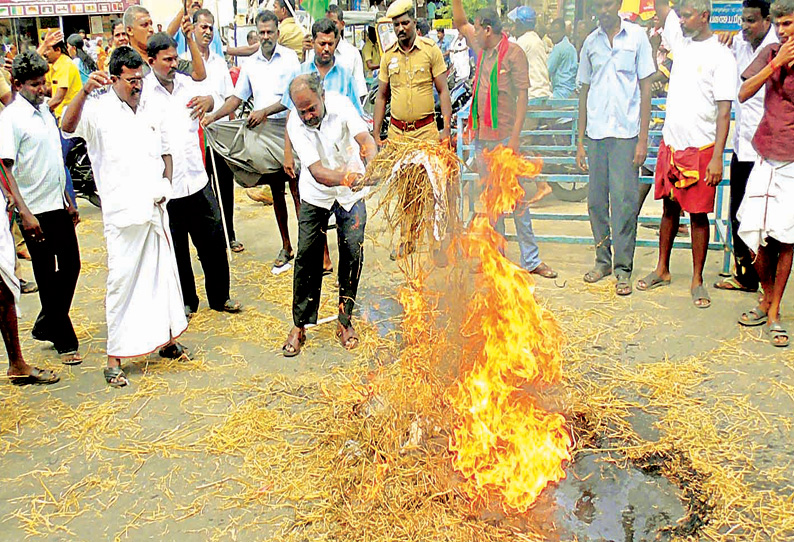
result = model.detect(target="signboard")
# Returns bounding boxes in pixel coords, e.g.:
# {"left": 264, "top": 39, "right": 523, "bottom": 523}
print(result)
{"left": 0, "top": 1, "right": 139, "bottom": 18}
{"left": 710, "top": 1, "right": 742, "bottom": 32}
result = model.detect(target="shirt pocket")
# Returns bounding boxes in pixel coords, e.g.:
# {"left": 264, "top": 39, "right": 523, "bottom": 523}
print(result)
{"left": 613, "top": 49, "right": 636, "bottom": 75}
{"left": 409, "top": 64, "right": 433, "bottom": 87}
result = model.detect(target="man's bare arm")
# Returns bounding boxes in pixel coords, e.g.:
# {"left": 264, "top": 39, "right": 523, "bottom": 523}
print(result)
{"left": 372, "top": 80, "right": 389, "bottom": 145}
{"left": 203, "top": 95, "right": 243, "bottom": 125}
{"left": 226, "top": 43, "right": 259, "bottom": 57}
{"left": 434, "top": 71, "right": 452, "bottom": 141}
{"left": 49, "top": 86, "right": 67, "bottom": 113}
{"left": 452, "top": 0, "right": 476, "bottom": 50}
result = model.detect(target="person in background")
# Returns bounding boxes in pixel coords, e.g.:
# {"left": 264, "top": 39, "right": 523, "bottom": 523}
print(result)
{"left": 436, "top": 27, "right": 451, "bottom": 56}
{"left": 536, "top": 16, "right": 554, "bottom": 52}
{"left": 111, "top": 19, "right": 129, "bottom": 51}
{"left": 157, "top": 23, "right": 163, "bottom": 33}
{"left": 96, "top": 37, "right": 107, "bottom": 71}
{"left": 574, "top": 19, "right": 592, "bottom": 53}
{"left": 417, "top": 18, "right": 431, "bottom": 38}
{"left": 577, "top": 0, "right": 655, "bottom": 296}
{"left": 274, "top": 0, "right": 307, "bottom": 61}
{"left": 5, "top": 44, "right": 17, "bottom": 62}
{"left": 734, "top": 0, "right": 794, "bottom": 345}
{"left": 167, "top": 0, "right": 223, "bottom": 58}
{"left": 66, "top": 33, "right": 98, "bottom": 85}
{"left": 547, "top": 17, "right": 578, "bottom": 98}
{"left": 362, "top": 25, "right": 381, "bottom": 77}
{"left": 714, "top": 0, "right": 778, "bottom": 294}
{"left": 428, "top": 0, "right": 437, "bottom": 20}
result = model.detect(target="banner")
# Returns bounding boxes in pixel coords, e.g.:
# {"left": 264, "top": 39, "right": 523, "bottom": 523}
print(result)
{"left": 710, "top": 1, "right": 743, "bottom": 32}
{"left": 0, "top": 1, "right": 139, "bottom": 18}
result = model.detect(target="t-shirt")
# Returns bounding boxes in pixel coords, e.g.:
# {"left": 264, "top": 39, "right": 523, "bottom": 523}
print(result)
{"left": 743, "top": 43, "right": 794, "bottom": 162}
{"left": 46, "top": 53, "right": 82, "bottom": 121}
{"left": 662, "top": 35, "right": 736, "bottom": 150}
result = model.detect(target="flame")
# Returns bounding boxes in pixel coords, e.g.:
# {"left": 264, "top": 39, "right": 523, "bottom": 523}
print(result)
{"left": 449, "top": 145, "right": 571, "bottom": 512}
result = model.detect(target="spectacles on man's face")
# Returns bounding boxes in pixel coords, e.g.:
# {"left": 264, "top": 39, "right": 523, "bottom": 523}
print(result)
{"left": 120, "top": 76, "right": 143, "bottom": 87}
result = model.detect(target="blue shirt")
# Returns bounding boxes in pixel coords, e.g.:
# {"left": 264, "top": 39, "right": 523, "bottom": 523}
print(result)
{"left": 576, "top": 20, "right": 655, "bottom": 140}
{"left": 547, "top": 36, "right": 578, "bottom": 99}
{"left": 175, "top": 29, "right": 223, "bottom": 58}
{"left": 282, "top": 60, "right": 364, "bottom": 116}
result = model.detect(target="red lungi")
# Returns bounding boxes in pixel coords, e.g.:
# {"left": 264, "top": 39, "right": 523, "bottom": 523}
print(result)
{"left": 654, "top": 139, "right": 717, "bottom": 214}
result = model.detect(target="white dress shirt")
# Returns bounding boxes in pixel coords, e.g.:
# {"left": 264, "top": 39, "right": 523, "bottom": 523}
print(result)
{"left": 732, "top": 29, "right": 779, "bottom": 162}
{"left": 233, "top": 44, "right": 300, "bottom": 118}
{"left": 307, "top": 38, "right": 367, "bottom": 98}
{"left": 181, "top": 49, "right": 233, "bottom": 114}
{"left": 286, "top": 92, "right": 369, "bottom": 211}
{"left": 64, "top": 90, "right": 172, "bottom": 229}
{"left": 0, "top": 96, "right": 67, "bottom": 215}
{"left": 140, "top": 72, "right": 209, "bottom": 199}
{"left": 516, "top": 31, "right": 552, "bottom": 99}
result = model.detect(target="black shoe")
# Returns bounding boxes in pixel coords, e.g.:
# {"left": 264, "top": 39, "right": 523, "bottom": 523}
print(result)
{"left": 20, "top": 279, "right": 38, "bottom": 294}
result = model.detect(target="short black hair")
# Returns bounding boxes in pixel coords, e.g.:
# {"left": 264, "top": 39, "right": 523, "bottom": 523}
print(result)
{"left": 312, "top": 18, "right": 339, "bottom": 39}
{"left": 11, "top": 51, "right": 49, "bottom": 84}
{"left": 743, "top": 0, "right": 772, "bottom": 17}
{"left": 246, "top": 29, "right": 258, "bottom": 44}
{"left": 112, "top": 18, "right": 125, "bottom": 31}
{"left": 146, "top": 32, "right": 178, "bottom": 59}
{"left": 416, "top": 18, "right": 431, "bottom": 35}
{"left": 193, "top": 8, "right": 215, "bottom": 24}
{"left": 476, "top": 8, "right": 503, "bottom": 33}
{"left": 326, "top": 4, "right": 344, "bottom": 20}
{"left": 108, "top": 45, "right": 144, "bottom": 76}
{"left": 275, "top": 0, "right": 295, "bottom": 11}
{"left": 255, "top": 10, "right": 279, "bottom": 27}
{"left": 550, "top": 17, "right": 566, "bottom": 30}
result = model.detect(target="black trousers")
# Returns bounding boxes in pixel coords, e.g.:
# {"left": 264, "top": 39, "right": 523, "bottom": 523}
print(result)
{"left": 729, "top": 154, "right": 760, "bottom": 289}
{"left": 293, "top": 200, "right": 366, "bottom": 328}
{"left": 205, "top": 148, "right": 237, "bottom": 243}
{"left": 22, "top": 209, "right": 81, "bottom": 353}
{"left": 167, "top": 183, "right": 230, "bottom": 311}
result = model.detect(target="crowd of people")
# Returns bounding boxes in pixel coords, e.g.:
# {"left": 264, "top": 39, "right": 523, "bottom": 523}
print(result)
{"left": 0, "top": 0, "right": 791, "bottom": 391}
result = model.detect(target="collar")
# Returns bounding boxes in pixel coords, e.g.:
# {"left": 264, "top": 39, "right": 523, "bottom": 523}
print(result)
{"left": 309, "top": 59, "right": 338, "bottom": 75}
{"left": 109, "top": 87, "right": 139, "bottom": 115}
{"left": 145, "top": 70, "right": 188, "bottom": 96}
{"left": 282, "top": 17, "right": 295, "bottom": 25}
{"left": 560, "top": 35, "right": 572, "bottom": 46}
{"left": 13, "top": 95, "right": 49, "bottom": 117}
{"left": 597, "top": 18, "right": 629, "bottom": 41}
{"left": 254, "top": 44, "right": 284, "bottom": 62}
{"left": 394, "top": 35, "right": 426, "bottom": 55}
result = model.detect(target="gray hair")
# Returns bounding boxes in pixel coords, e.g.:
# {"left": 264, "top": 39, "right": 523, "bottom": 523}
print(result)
{"left": 123, "top": 5, "right": 149, "bottom": 29}
{"left": 679, "top": 0, "right": 713, "bottom": 13}
{"left": 772, "top": 0, "right": 794, "bottom": 17}
{"left": 289, "top": 73, "right": 324, "bottom": 100}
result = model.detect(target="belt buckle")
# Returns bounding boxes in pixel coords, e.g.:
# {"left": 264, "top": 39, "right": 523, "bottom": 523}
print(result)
{"left": 405, "top": 120, "right": 416, "bottom": 131}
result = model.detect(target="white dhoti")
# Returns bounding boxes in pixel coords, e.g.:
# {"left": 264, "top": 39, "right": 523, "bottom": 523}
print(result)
{"left": 104, "top": 205, "right": 187, "bottom": 358}
{"left": 737, "top": 158, "right": 794, "bottom": 253}
{"left": 0, "top": 208, "right": 20, "bottom": 303}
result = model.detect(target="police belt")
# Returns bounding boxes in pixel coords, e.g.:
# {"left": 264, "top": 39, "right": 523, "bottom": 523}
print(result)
{"left": 391, "top": 114, "right": 435, "bottom": 132}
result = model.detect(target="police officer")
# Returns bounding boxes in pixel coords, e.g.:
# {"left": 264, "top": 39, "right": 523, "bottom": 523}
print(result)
{"left": 373, "top": 0, "right": 452, "bottom": 146}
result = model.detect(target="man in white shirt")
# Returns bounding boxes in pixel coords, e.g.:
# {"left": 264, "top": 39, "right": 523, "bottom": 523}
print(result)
{"left": 0, "top": 51, "right": 82, "bottom": 365}
{"left": 281, "top": 74, "right": 377, "bottom": 357}
{"left": 510, "top": 7, "right": 552, "bottom": 99}
{"left": 204, "top": 11, "right": 301, "bottom": 269}
{"left": 714, "top": 0, "right": 777, "bottom": 293}
{"left": 62, "top": 46, "right": 189, "bottom": 388}
{"left": 144, "top": 33, "right": 241, "bottom": 320}
{"left": 185, "top": 8, "right": 245, "bottom": 253}
{"left": 637, "top": 0, "right": 737, "bottom": 308}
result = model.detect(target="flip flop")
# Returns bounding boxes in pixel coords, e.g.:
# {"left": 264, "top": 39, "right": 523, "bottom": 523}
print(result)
{"left": 9, "top": 367, "right": 60, "bottom": 386}
{"left": 336, "top": 325, "right": 360, "bottom": 351}
{"left": 274, "top": 248, "right": 294, "bottom": 268}
{"left": 616, "top": 279, "right": 632, "bottom": 296}
{"left": 58, "top": 350, "right": 83, "bottom": 366}
{"left": 218, "top": 299, "right": 242, "bottom": 313}
{"left": 103, "top": 366, "right": 129, "bottom": 388}
{"left": 531, "top": 262, "right": 558, "bottom": 279}
{"left": 691, "top": 285, "right": 711, "bottom": 309}
{"left": 583, "top": 268, "right": 612, "bottom": 284}
{"left": 230, "top": 240, "right": 245, "bottom": 253}
{"left": 714, "top": 277, "right": 757, "bottom": 292}
{"left": 738, "top": 306, "right": 768, "bottom": 327}
{"left": 767, "top": 322, "right": 789, "bottom": 348}
{"left": 636, "top": 272, "right": 671, "bottom": 291}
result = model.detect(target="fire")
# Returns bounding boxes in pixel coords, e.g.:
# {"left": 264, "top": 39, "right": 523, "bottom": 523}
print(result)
{"left": 449, "top": 145, "right": 571, "bottom": 512}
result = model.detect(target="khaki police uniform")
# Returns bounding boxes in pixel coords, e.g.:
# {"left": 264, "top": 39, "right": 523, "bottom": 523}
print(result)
{"left": 379, "top": 35, "right": 446, "bottom": 141}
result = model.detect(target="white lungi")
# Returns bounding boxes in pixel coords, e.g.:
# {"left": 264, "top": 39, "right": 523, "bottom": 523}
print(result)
{"left": 738, "top": 158, "right": 794, "bottom": 253}
{"left": 0, "top": 206, "right": 20, "bottom": 303}
{"left": 105, "top": 205, "right": 187, "bottom": 357}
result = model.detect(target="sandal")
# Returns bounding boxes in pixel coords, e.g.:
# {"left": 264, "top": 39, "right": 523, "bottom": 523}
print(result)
{"left": 636, "top": 272, "right": 671, "bottom": 291}
{"left": 282, "top": 328, "right": 306, "bottom": 358}
{"left": 323, "top": 267, "right": 334, "bottom": 276}
{"left": 583, "top": 268, "right": 611, "bottom": 284}
{"left": 20, "top": 279, "right": 38, "bottom": 294}
{"left": 738, "top": 306, "right": 768, "bottom": 327}
{"left": 336, "top": 323, "right": 360, "bottom": 351}
{"left": 691, "top": 285, "right": 711, "bottom": 309}
{"left": 103, "top": 366, "right": 129, "bottom": 388}
{"left": 158, "top": 342, "right": 189, "bottom": 360}
{"left": 714, "top": 276, "right": 757, "bottom": 292}
{"left": 530, "top": 262, "right": 558, "bottom": 279}
{"left": 58, "top": 350, "right": 83, "bottom": 366}
{"left": 767, "top": 322, "right": 789, "bottom": 348}
{"left": 274, "top": 248, "right": 294, "bottom": 268}
{"left": 9, "top": 367, "right": 60, "bottom": 386}
{"left": 616, "top": 279, "right": 632, "bottom": 296}
{"left": 230, "top": 240, "right": 245, "bottom": 253}
{"left": 217, "top": 299, "right": 242, "bottom": 313}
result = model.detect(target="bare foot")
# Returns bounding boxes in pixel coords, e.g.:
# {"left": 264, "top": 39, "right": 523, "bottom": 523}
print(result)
{"left": 527, "top": 181, "right": 553, "bottom": 205}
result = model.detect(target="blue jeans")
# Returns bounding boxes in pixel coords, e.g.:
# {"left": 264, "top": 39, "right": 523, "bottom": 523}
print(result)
{"left": 475, "top": 138, "right": 542, "bottom": 272}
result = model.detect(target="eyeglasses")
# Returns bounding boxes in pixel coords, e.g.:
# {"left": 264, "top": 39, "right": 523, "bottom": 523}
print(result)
{"left": 120, "top": 76, "right": 143, "bottom": 87}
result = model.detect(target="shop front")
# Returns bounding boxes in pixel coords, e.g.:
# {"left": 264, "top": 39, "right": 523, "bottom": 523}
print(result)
{"left": 0, "top": 0, "right": 139, "bottom": 52}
